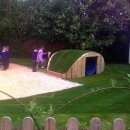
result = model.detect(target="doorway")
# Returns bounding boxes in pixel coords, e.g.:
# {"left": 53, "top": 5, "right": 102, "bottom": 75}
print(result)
{"left": 85, "top": 57, "right": 97, "bottom": 75}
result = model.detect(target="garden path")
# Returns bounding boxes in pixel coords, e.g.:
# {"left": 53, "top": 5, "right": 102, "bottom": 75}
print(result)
{"left": 0, "top": 63, "right": 81, "bottom": 100}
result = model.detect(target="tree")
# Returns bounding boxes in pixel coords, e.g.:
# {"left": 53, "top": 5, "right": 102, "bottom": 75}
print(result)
{"left": 0, "top": 0, "right": 130, "bottom": 61}
{"left": 30, "top": 0, "right": 130, "bottom": 49}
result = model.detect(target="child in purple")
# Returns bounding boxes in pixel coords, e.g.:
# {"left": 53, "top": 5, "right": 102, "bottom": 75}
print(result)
{"left": 36, "top": 46, "right": 47, "bottom": 68}
{"left": 1, "top": 47, "right": 7, "bottom": 70}
{"left": 32, "top": 47, "right": 38, "bottom": 72}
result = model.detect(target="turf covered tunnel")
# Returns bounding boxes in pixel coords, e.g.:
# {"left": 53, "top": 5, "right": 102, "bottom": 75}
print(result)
{"left": 47, "top": 50, "right": 105, "bottom": 78}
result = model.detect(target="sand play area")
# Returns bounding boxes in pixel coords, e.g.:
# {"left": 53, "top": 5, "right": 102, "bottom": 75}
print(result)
{"left": 0, "top": 63, "right": 82, "bottom": 100}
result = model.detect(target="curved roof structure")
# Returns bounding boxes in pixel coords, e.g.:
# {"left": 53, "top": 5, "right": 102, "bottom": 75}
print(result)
{"left": 47, "top": 50, "right": 105, "bottom": 78}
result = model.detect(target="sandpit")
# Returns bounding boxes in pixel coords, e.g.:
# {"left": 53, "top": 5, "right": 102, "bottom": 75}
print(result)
{"left": 0, "top": 63, "right": 82, "bottom": 100}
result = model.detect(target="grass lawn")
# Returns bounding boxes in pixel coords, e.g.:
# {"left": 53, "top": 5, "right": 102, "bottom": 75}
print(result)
{"left": 0, "top": 58, "right": 130, "bottom": 130}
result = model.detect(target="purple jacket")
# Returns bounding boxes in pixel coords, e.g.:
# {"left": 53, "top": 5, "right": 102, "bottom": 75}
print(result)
{"left": 1, "top": 50, "right": 7, "bottom": 59}
{"left": 6, "top": 50, "right": 11, "bottom": 58}
{"left": 32, "top": 49, "right": 38, "bottom": 61}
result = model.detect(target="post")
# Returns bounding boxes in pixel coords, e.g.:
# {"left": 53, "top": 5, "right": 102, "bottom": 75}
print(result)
{"left": 1, "top": 116, "right": 12, "bottom": 130}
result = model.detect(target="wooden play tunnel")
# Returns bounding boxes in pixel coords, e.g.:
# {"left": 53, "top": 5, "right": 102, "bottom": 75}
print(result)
{"left": 47, "top": 51, "right": 105, "bottom": 78}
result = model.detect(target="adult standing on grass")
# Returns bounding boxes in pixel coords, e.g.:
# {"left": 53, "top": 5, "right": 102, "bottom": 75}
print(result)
{"left": 32, "top": 47, "right": 38, "bottom": 72}
{"left": 36, "top": 46, "right": 47, "bottom": 69}
{"left": 6, "top": 46, "right": 11, "bottom": 69}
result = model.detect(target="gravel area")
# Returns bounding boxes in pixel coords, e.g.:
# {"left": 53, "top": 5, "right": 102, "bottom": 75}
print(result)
{"left": 0, "top": 63, "right": 82, "bottom": 100}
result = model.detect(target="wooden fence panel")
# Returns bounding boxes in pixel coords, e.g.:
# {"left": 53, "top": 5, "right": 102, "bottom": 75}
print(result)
{"left": 90, "top": 118, "right": 101, "bottom": 130}
{"left": 22, "top": 117, "right": 33, "bottom": 130}
{"left": 113, "top": 118, "right": 125, "bottom": 130}
{"left": 45, "top": 117, "right": 56, "bottom": 130}
{"left": 67, "top": 118, "right": 78, "bottom": 130}
{"left": 0, "top": 116, "right": 128, "bottom": 130}
{"left": 1, "top": 116, "right": 12, "bottom": 130}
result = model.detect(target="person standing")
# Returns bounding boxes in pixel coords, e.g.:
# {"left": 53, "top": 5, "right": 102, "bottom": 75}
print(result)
{"left": 42, "top": 52, "right": 48, "bottom": 67}
{"left": 1, "top": 46, "right": 7, "bottom": 70}
{"left": 42, "top": 51, "right": 51, "bottom": 67}
{"left": 36, "top": 46, "right": 46, "bottom": 69}
{"left": 32, "top": 47, "right": 38, "bottom": 72}
{"left": 6, "top": 46, "right": 11, "bottom": 69}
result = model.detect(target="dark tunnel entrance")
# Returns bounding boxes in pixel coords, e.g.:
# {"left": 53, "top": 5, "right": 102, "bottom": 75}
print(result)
{"left": 85, "top": 57, "right": 97, "bottom": 75}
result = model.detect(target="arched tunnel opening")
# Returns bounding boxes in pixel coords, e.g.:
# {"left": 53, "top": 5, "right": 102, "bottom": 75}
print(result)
{"left": 85, "top": 57, "right": 97, "bottom": 75}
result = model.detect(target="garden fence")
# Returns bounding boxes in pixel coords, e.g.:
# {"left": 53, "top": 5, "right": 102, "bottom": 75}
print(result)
{"left": 1, "top": 116, "right": 125, "bottom": 130}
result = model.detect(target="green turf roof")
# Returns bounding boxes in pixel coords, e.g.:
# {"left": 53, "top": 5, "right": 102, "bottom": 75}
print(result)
{"left": 48, "top": 49, "right": 91, "bottom": 73}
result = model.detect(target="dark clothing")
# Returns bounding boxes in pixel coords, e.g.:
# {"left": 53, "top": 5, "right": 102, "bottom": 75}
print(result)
{"left": 6, "top": 50, "right": 11, "bottom": 58}
{"left": 6, "top": 58, "right": 10, "bottom": 68}
{"left": 32, "top": 50, "right": 38, "bottom": 61}
{"left": 2, "top": 58, "right": 8, "bottom": 70}
{"left": 32, "top": 61, "right": 37, "bottom": 72}
{"left": 32, "top": 49, "right": 38, "bottom": 72}
{"left": 6, "top": 50, "right": 11, "bottom": 68}
{"left": 1, "top": 50, "right": 7, "bottom": 70}
{"left": 43, "top": 53, "right": 48, "bottom": 59}
{"left": 1, "top": 50, "right": 7, "bottom": 59}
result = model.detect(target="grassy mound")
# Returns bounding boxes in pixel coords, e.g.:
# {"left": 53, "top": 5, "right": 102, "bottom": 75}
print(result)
{"left": 48, "top": 49, "right": 90, "bottom": 73}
